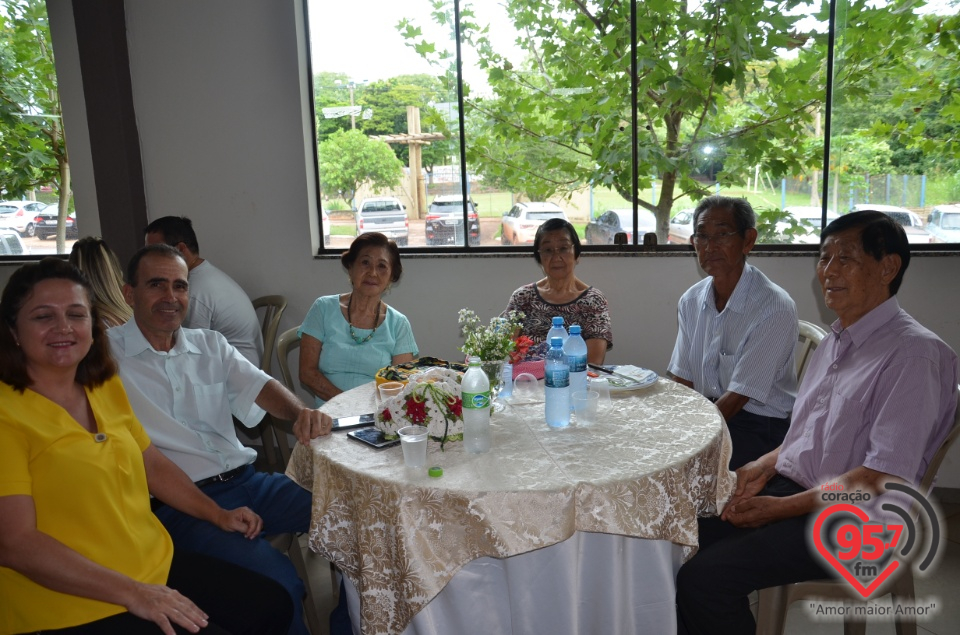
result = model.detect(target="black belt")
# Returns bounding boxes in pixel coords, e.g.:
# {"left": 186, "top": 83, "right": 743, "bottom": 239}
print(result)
{"left": 150, "top": 465, "right": 248, "bottom": 512}
{"left": 194, "top": 465, "right": 248, "bottom": 489}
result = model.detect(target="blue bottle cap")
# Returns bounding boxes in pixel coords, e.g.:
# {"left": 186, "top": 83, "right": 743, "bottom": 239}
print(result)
{"left": 569, "top": 325, "right": 581, "bottom": 335}
{"left": 550, "top": 337, "right": 564, "bottom": 348}
{"left": 552, "top": 316, "right": 564, "bottom": 326}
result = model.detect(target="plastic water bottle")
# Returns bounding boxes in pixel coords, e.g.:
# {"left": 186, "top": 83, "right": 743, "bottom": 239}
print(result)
{"left": 545, "top": 337, "right": 570, "bottom": 427}
{"left": 500, "top": 361, "right": 513, "bottom": 399}
{"left": 547, "top": 316, "right": 568, "bottom": 346}
{"left": 564, "top": 325, "right": 588, "bottom": 403}
{"left": 462, "top": 356, "right": 491, "bottom": 453}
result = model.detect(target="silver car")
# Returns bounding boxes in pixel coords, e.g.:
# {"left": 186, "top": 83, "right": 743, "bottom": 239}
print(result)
{"left": 584, "top": 209, "right": 656, "bottom": 245}
{"left": 852, "top": 204, "right": 932, "bottom": 244}
{"left": 355, "top": 197, "right": 409, "bottom": 246}
{"left": 668, "top": 208, "right": 695, "bottom": 244}
{"left": 500, "top": 202, "right": 567, "bottom": 245}
{"left": 926, "top": 204, "right": 960, "bottom": 244}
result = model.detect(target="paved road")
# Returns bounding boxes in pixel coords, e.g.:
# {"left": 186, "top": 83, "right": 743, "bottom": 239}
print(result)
{"left": 23, "top": 234, "right": 77, "bottom": 256}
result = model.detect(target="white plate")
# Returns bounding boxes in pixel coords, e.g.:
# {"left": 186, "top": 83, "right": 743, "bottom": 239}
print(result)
{"left": 589, "top": 365, "right": 658, "bottom": 392}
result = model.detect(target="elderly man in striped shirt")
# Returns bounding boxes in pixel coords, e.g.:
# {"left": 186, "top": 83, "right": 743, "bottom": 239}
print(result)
{"left": 668, "top": 195, "right": 798, "bottom": 469}
{"left": 675, "top": 210, "right": 959, "bottom": 635}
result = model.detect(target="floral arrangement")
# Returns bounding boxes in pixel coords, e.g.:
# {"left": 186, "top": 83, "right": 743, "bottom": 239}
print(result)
{"left": 376, "top": 367, "right": 464, "bottom": 448}
{"left": 458, "top": 308, "right": 526, "bottom": 361}
{"left": 509, "top": 335, "right": 535, "bottom": 364}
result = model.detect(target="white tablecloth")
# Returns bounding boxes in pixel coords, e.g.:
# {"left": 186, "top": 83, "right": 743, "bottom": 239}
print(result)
{"left": 343, "top": 531, "right": 684, "bottom": 635}
{"left": 286, "top": 378, "right": 734, "bottom": 635}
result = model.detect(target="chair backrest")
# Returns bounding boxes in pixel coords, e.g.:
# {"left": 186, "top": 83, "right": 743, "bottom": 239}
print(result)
{"left": 276, "top": 325, "right": 301, "bottom": 393}
{"left": 919, "top": 390, "right": 960, "bottom": 494}
{"left": 252, "top": 295, "right": 287, "bottom": 375}
{"left": 796, "top": 319, "right": 828, "bottom": 383}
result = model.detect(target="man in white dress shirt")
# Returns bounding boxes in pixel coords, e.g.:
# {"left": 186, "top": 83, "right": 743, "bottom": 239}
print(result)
{"left": 144, "top": 215, "right": 263, "bottom": 366}
{"left": 668, "top": 196, "right": 798, "bottom": 469}
{"left": 109, "top": 243, "right": 333, "bottom": 635}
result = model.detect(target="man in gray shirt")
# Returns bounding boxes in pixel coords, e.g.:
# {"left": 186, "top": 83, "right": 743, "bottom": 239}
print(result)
{"left": 145, "top": 215, "right": 263, "bottom": 366}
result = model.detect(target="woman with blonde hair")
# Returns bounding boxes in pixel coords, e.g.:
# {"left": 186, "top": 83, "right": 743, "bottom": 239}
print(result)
{"left": 69, "top": 236, "right": 132, "bottom": 328}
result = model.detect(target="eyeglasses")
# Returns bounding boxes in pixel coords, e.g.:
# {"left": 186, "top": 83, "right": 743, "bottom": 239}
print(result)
{"left": 691, "top": 231, "right": 740, "bottom": 247}
{"left": 538, "top": 245, "right": 575, "bottom": 258}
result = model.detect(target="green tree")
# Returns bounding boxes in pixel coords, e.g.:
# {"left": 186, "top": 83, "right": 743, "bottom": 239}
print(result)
{"left": 403, "top": 0, "right": 941, "bottom": 240}
{"left": 0, "top": 0, "right": 70, "bottom": 252}
{"left": 313, "top": 71, "right": 354, "bottom": 142}
{"left": 356, "top": 75, "right": 455, "bottom": 179}
{"left": 318, "top": 129, "right": 404, "bottom": 207}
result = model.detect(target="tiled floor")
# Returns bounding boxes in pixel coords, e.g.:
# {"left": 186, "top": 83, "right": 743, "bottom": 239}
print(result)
{"left": 295, "top": 503, "right": 960, "bottom": 635}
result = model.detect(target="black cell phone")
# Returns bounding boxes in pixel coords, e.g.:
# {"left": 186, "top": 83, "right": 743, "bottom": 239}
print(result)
{"left": 331, "top": 413, "right": 375, "bottom": 431}
{"left": 347, "top": 427, "right": 400, "bottom": 449}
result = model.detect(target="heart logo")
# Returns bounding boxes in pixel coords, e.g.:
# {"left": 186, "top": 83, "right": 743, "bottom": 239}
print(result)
{"left": 811, "top": 503, "right": 902, "bottom": 598}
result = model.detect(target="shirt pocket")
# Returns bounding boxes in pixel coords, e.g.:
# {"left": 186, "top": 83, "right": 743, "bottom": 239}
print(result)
{"left": 191, "top": 382, "right": 229, "bottom": 432}
{"left": 819, "top": 389, "right": 868, "bottom": 478}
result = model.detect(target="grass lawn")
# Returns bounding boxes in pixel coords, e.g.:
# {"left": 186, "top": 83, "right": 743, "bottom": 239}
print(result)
{"left": 330, "top": 225, "right": 356, "bottom": 237}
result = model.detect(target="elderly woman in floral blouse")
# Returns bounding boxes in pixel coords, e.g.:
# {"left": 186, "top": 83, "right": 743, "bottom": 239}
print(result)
{"left": 504, "top": 218, "right": 612, "bottom": 365}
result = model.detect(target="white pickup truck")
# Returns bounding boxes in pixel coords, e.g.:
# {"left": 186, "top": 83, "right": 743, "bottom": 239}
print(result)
{"left": 355, "top": 197, "right": 409, "bottom": 246}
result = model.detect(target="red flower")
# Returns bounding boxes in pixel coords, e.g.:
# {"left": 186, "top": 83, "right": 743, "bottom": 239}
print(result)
{"left": 381, "top": 407, "right": 392, "bottom": 421}
{"left": 510, "top": 335, "right": 535, "bottom": 363}
{"left": 405, "top": 396, "right": 428, "bottom": 423}
{"left": 448, "top": 396, "right": 463, "bottom": 418}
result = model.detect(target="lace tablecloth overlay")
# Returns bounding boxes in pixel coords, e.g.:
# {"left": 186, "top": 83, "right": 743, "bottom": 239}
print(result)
{"left": 286, "top": 378, "right": 735, "bottom": 635}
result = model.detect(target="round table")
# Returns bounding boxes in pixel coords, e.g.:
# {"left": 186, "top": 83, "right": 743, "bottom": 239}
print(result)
{"left": 286, "top": 377, "right": 735, "bottom": 635}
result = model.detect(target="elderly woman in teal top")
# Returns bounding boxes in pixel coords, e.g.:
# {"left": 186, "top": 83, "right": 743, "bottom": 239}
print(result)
{"left": 299, "top": 233, "right": 418, "bottom": 405}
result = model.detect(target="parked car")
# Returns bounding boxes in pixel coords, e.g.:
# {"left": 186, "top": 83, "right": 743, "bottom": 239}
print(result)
{"left": 668, "top": 208, "right": 695, "bottom": 244}
{"left": 0, "top": 229, "right": 29, "bottom": 255}
{"left": 851, "top": 204, "right": 932, "bottom": 244}
{"left": 777, "top": 206, "right": 840, "bottom": 244}
{"left": 500, "top": 202, "right": 567, "bottom": 245}
{"left": 425, "top": 195, "right": 480, "bottom": 246}
{"left": 355, "top": 197, "right": 409, "bottom": 246}
{"left": 34, "top": 210, "right": 79, "bottom": 240}
{"left": 584, "top": 209, "right": 656, "bottom": 245}
{"left": 0, "top": 200, "right": 48, "bottom": 237}
{"left": 925, "top": 204, "right": 960, "bottom": 244}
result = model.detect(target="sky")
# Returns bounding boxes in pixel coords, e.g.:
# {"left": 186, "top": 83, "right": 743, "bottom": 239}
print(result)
{"left": 307, "top": 0, "right": 959, "bottom": 88}
{"left": 307, "top": 0, "right": 520, "bottom": 92}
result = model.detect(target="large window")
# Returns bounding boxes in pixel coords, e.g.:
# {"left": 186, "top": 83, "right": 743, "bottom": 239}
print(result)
{"left": 0, "top": 0, "right": 75, "bottom": 256}
{"left": 305, "top": 0, "right": 960, "bottom": 251}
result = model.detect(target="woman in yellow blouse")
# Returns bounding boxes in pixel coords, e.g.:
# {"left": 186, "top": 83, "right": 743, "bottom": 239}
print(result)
{"left": 0, "top": 259, "right": 291, "bottom": 635}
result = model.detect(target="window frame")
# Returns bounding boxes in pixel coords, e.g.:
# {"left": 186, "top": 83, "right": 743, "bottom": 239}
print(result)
{"left": 303, "top": 0, "right": 960, "bottom": 257}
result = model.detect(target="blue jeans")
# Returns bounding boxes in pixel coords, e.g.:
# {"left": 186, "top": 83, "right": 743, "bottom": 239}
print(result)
{"left": 153, "top": 465, "right": 311, "bottom": 635}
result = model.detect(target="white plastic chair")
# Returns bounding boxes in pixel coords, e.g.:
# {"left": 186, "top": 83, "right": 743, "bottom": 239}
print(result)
{"left": 755, "top": 391, "right": 960, "bottom": 635}
{"left": 796, "top": 319, "right": 828, "bottom": 384}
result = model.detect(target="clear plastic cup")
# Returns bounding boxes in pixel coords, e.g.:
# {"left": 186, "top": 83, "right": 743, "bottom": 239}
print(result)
{"left": 572, "top": 390, "right": 600, "bottom": 426}
{"left": 397, "top": 425, "right": 428, "bottom": 468}
{"left": 513, "top": 373, "right": 540, "bottom": 402}
{"left": 378, "top": 382, "right": 404, "bottom": 403}
{"left": 589, "top": 378, "right": 613, "bottom": 414}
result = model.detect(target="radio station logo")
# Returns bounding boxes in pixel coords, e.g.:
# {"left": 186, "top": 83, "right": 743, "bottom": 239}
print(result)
{"left": 810, "top": 481, "right": 941, "bottom": 610}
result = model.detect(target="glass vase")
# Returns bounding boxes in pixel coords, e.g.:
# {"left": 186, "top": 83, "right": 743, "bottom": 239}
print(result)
{"left": 480, "top": 359, "right": 507, "bottom": 413}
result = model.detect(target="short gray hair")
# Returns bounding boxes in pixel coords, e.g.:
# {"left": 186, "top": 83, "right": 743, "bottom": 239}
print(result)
{"left": 692, "top": 196, "right": 756, "bottom": 235}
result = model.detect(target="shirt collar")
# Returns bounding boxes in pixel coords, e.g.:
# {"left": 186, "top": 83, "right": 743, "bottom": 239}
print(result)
{"left": 830, "top": 296, "right": 901, "bottom": 348}
{"left": 118, "top": 319, "right": 201, "bottom": 357}
{"left": 701, "top": 262, "right": 755, "bottom": 314}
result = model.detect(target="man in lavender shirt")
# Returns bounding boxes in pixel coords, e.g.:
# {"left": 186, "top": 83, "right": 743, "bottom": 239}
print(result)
{"left": 676, "top": 210, "right": 959, "bottom": 635}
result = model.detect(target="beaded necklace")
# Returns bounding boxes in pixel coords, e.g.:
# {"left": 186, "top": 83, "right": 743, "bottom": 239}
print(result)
{"left": 347, "top": 293, "right": 382, "bottom": 345}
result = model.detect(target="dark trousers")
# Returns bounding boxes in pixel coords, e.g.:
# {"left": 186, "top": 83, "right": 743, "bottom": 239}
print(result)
{"left": 39, "top": 551, "right": 292, "bottom": 635}
{"left": 726, "top": 409, "right": 790, "bottom": 470}
{"left": 676, "top": 476, "right": 831, "bottom": 635}
{"left": 153, "top": 465, "right": 312, "bottom": 635}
